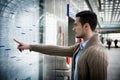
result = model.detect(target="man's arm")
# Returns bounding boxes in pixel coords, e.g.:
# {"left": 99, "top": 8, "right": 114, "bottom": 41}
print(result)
{"left": 30, "top": 44, "right": 78, "bottom": 57}
{"left": 14, "top": 39, "right": 79, "bottom": 57}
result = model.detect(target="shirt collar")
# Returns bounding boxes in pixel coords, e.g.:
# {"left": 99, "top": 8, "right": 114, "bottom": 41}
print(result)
{"left": 80, "top": 40, "right": 89, "bottom": 49}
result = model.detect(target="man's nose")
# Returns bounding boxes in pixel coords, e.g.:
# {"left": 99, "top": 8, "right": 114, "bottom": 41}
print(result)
{"left": 72, "top": 27, "right": 75, "bottom": 31}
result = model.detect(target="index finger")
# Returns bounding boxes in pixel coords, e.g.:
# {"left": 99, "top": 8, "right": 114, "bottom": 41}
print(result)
{"left": 13, "top": 39, "right": 22, "bottom": 44}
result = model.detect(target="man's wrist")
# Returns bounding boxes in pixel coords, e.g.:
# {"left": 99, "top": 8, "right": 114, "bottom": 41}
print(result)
{"left": 28, "top": 45, "right": 32, "bottom": 51}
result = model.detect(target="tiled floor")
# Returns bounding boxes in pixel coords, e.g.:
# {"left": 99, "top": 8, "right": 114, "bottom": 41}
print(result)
{"left": 107, "top": 48, "right": 120, "bottom": 80}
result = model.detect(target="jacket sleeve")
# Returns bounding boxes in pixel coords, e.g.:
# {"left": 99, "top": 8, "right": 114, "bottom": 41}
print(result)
{"left": 29, "top": 44, "right": 79, "bottom": 57}
{"left": 87, "top": 45, "right": 108, "bottom": 80}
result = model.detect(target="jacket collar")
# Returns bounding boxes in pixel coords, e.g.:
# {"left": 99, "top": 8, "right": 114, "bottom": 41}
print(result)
{"left": 73, "top": 33, "right": 100, "bottom": 58}
{"left": 84, "top": 33, "right": 101, "bottom": 49}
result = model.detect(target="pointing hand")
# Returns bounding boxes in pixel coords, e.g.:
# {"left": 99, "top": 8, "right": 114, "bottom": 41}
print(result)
{"left": 13, "top": 39, "right": 30, "bottom": 52}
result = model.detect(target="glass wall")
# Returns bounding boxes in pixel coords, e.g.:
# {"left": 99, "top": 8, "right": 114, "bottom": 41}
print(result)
{"left": 0, "top": 0, "right": 43, "bottom": 80}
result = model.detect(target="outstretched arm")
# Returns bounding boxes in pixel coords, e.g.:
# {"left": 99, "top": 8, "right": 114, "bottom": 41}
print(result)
{"left": 14, "top": 39, "right": 79, "bottom": 57}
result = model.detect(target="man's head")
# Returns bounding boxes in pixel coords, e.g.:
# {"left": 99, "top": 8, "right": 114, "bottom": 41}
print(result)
{"left": 72, "top": 10, "right": 98, "bottom": 39}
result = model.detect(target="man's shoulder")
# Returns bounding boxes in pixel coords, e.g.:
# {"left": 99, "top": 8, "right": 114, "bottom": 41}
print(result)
{"left": 86, "top": 42, "right": 107, "bottom": 54}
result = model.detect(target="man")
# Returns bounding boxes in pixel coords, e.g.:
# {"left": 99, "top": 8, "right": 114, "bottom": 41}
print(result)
{"left": 114, "top": 39, "right": 118, "bottom": 48}
{"left": 14, "top": 10, "right": 108, "bottom": 80}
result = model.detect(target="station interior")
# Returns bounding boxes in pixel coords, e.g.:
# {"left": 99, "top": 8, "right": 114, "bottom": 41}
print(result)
{"left": 0, "top": 0, "right": 120, "bottom": 80}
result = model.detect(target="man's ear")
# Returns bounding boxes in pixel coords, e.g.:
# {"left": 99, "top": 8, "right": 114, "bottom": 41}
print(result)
{"left": 83, "top": 23, "right": 90, "bottom": 30}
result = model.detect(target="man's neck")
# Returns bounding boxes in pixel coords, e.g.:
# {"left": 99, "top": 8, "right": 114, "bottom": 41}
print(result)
{"left": 83, "top": 32, "right": 95, "bottom": 41}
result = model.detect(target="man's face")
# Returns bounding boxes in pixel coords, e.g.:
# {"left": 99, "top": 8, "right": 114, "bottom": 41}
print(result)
{"left": 72, "top": 17, "right": 85, "bottom": 38}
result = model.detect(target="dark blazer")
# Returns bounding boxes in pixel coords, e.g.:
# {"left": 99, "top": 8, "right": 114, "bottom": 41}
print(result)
{"left": 30, "top": 33, "right": 108, "bottom": 80}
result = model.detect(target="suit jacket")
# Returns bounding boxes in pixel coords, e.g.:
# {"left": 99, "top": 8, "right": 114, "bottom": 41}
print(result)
{"left": 30, "top": 33, "right": 108, "bottom": 80}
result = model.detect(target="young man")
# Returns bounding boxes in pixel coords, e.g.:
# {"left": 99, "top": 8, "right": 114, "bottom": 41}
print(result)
{"left": 14, "top": 10, "right": 108, "bottom": 80}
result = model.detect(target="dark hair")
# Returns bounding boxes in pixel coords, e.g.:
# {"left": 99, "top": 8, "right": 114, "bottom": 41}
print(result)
{"left": 76, "top": 10, "right": 97, "bottom": 31}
